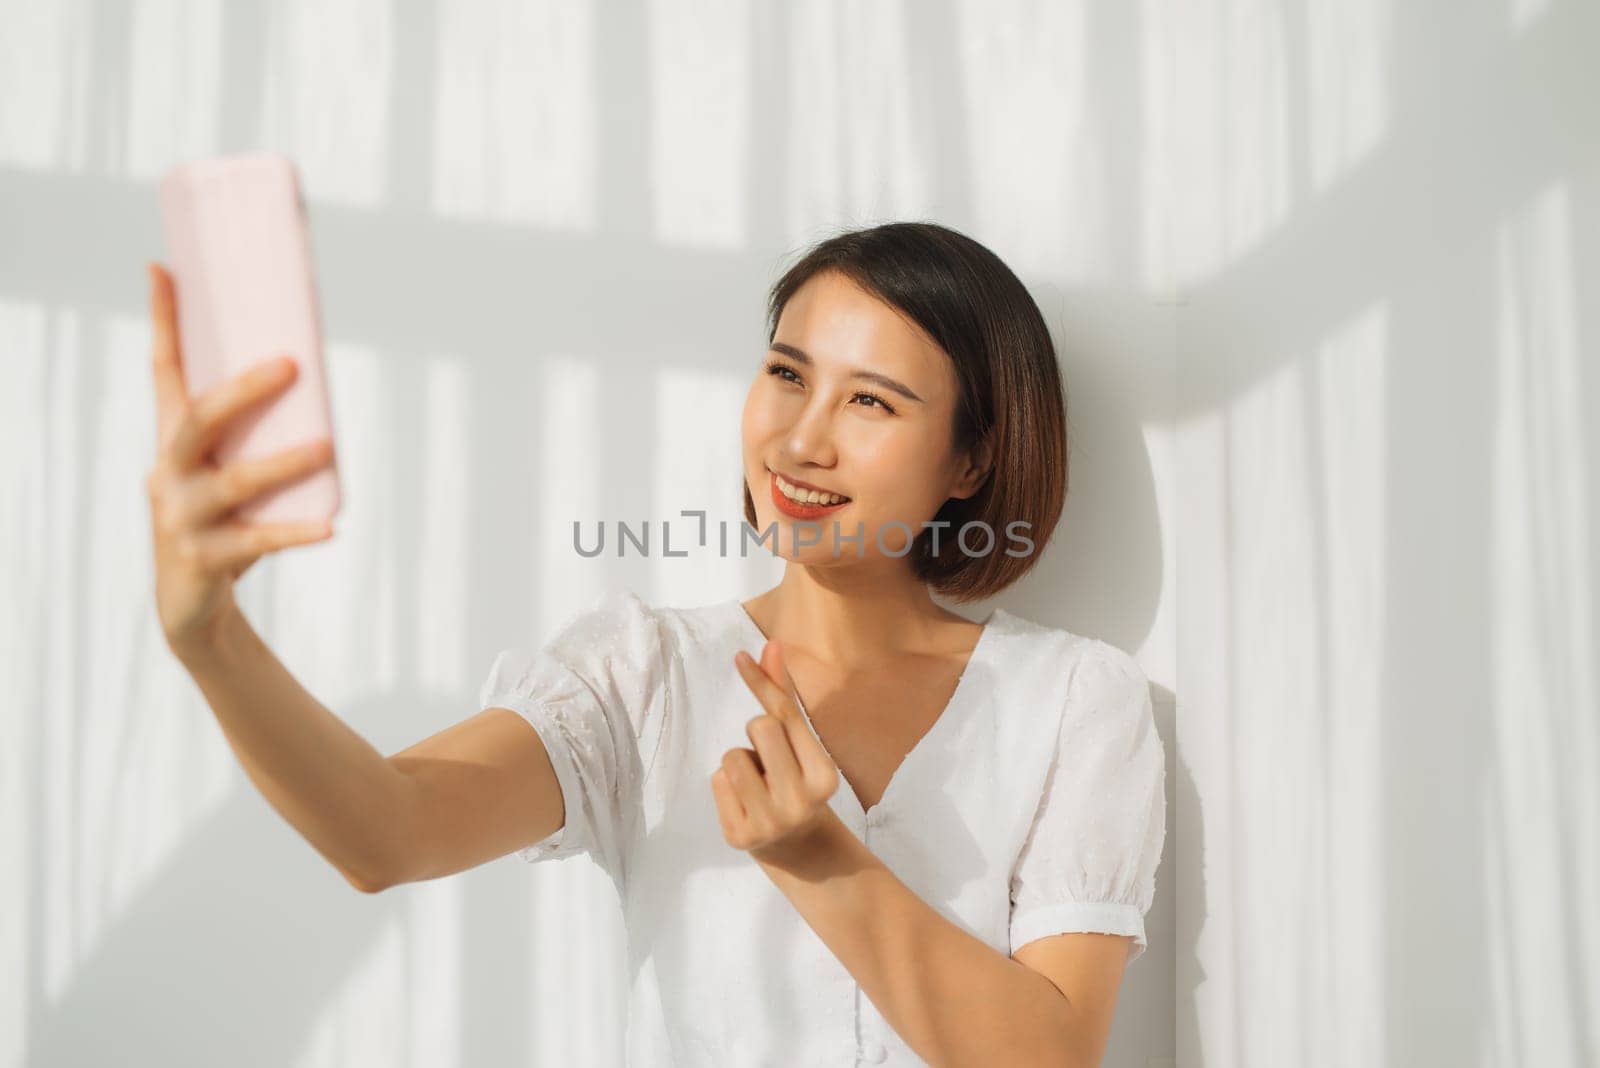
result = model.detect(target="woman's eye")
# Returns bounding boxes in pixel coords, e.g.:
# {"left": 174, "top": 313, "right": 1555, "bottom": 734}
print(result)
{"left": 764, "top": 362, "right": 895, "bottom": 415}
{"left": 854, "top": 391, "right": 894, "bottom": 412}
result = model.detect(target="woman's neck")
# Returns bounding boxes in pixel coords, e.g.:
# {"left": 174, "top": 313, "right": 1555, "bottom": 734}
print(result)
{"left": 743, "top": 568, "right": 977, "bottom": 668}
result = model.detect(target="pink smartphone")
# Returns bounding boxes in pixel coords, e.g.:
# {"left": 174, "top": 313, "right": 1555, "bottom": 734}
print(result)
{"left": 158, "top": 152, "right": 340, "bottom": 527}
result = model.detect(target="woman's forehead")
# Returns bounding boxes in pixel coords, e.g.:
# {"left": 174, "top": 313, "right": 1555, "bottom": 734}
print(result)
{"left": 775, "top": 273, "right": 952, "bottom": 390}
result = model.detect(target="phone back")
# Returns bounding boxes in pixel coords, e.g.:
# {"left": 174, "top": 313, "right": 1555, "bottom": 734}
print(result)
{"left": 159, "top": 152, "right": 340, "bottom": 525}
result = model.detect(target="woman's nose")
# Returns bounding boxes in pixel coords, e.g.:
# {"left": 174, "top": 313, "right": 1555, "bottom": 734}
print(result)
{"left": 783, "top": 405, "right": 838, "bottom": 467}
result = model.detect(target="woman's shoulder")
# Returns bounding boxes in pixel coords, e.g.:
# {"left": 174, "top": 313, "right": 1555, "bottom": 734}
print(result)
{"left": 541, "top": 586, "right": 668, "bottom": 653}
{"left": 983, "top": 603, "right": 1104, "bottom": 662}
{"left": 983, "top": 605, "right": 1147, "bottom": 700}
{"left": 553, "top": 588, "right": 741, "bottom": 657}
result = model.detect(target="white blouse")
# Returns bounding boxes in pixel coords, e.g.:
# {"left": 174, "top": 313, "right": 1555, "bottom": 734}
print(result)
{"left": 478, "top": 588, "right": 1166, "bottom": 1067}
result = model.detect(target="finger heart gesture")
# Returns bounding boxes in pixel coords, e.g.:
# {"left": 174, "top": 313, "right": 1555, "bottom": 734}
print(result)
{"left": 713, "top": 641, "right": 842, "bottom": 864}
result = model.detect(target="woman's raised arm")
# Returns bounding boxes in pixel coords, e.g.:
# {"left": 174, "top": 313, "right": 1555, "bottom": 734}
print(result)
{"left": 147, "top": 260, "right": 560, "bottom": 891}
{"left": 172, "top": 609, "right": 567, "bottom": 892}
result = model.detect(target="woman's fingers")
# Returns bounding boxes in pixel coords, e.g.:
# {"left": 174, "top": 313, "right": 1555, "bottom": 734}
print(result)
{"left": 166, "top": 355, "right": 299, "bottom": 472}
{"left": 745, "top": 714, "right": 807, "bottom": 809}
{"left": 179, "top": 437, "right": 335, "bottom": 528}
{"left": 146, "top": 262, "right": 307, "bottom": 475}
{"left": 148, "top": 263, "right": 191, "bottom": 449}
{"left": 736, "top": 645, "right": 838, "bottom": 800}
{"left": 758, "top": 642, "right": 839, "bottom": 791}
{"left": 709, "top": 766, "right": 747, "bottom": 841}
{"left": 720, "top": 748, "right": 773, "bottom": 834}
{"left": 720, "top": 643, "right": 848, "bottom": 851}
{"left": 735, "top": 647, "right": 792, "bottom": 716}
{"left": 187, "top": 517, "right": 334, "bottom": 577}
{"left": 786, "top": 723, "right": 839, "bottom": 802}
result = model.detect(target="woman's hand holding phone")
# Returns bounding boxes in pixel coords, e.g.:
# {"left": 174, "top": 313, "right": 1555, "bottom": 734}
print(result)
{"left": 145, "top": 262, "right": 336, "bottom": 653}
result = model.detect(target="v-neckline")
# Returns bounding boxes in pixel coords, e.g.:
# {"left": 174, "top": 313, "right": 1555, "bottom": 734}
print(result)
{"left": 727, "top": 598, "right": 1005, "bottom": 821}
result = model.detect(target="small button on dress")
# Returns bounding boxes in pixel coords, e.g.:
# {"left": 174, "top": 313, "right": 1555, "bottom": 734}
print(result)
{"left": 478, "top": 588, "right": 1167, "bottom": 1067}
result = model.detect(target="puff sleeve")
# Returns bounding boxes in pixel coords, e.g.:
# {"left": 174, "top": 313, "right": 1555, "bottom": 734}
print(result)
{"left": 1008, "top": 640, "right": 1167, "bottom": 964}
{"left": 477, "top": 588, "right": 671, "bottom": 887}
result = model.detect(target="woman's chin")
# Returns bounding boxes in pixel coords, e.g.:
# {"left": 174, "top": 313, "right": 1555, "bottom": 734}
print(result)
{"left": 753, "top": 513, "right": 902, "bottom": 562}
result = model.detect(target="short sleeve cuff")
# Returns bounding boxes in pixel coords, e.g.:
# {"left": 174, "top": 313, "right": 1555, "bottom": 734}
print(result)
{"left": 516, "top": 824, "right": 566, "bottom": 862}
{"left": 482, "top": 687, "right": 590, "bottom": 865}
{"left": 1010, "top": 901, "right": 1147, "bottom": 965}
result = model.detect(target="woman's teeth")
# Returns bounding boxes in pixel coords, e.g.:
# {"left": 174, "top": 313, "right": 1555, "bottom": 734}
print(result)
{"left": 775, "top": 473, "right": 849, "bottom": 506}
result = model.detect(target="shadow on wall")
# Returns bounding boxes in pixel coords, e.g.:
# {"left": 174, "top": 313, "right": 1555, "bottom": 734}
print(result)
{"left": 25, "top": 691, "right": 437, "bottom": 1067}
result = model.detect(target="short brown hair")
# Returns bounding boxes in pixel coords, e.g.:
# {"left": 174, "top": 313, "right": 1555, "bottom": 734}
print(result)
{"left": 742, "top": 221, "right": 1067, "bottom": 603}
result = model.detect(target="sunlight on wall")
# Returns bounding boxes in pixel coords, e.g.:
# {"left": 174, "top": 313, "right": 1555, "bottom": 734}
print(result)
{"left": 1141, "top": 0, "right": 1179, "bottom": 302}
{"left": 1163, "top": 0, "right": 1393, "bottom": 285}
{"left": 1508, "top": 0, "right": 1553, "bottom": 33}
{"left": 648, "top": 0, "right": 749, "bottom": 250}
{"left": 1311, "top": 304, "right": 1388, "bottom": 1068}
{"left": 1169, "top": 0, "right": 1292, "bottom": 291}
{"left": 954, "top": 0, "right": 1095, "bottom": 282}
{"left": 289, "top": 881, "right": 461, "bottom": 1068}
{"left": 294, "top": 916, "right": 404, "bottom": 1067}
{"left": 650, "top": 365, "right": 749, "bottom": 604}
{"left": 1174, "top": 398, "right": 1236, "bottom": 1062}
{"left": 4, "top": 304, "right": 237, "bottom": 1014}
{"left": 294, "top": 908, "right": 391, "bottom": 1067}
{"left": 1219, "top": 303, "right": 1388, "bottom": 1065}
{"left": 264, "top": 350, "right": 472, "bottom": 1068}
{"left": 525, "top": 863, "right": 628, "bottom": 1066}
{"left": 37, "top": 304, "right": 87, "bottom": 1002}
{"left": 535, "top": 355, "right": 604, "bottom": 634}
{"left": 406, "top": 879, "right": 464, "bottom": 1068}
{"left": 1306, "top": 0, "right": 1390, "bottom": 195}
{"left": 0, "top": 299, "right": 48, "bottom": 1061}
{"left": 431, "top": 0, "right": 597, "bottom": 228}
{"left": 414, "top": 359, "right": 472, "bottom": 694}
{"left": 0, "top": 0, "right": 91, "bottom": 170}
{"left": 528, "top": 354, "right": 632, "bottom": 1065}
{"left": 258, "top": 0, "right": 393, "bottom": 207}
{"left": 94, "top": 310, "right": 238, "bottom": 922}
{"left": 1140, "top": 418, "right": 1178, "bottom": 684}
{"left": 119, "top": 0, "right": 223, "bottom": 180}
{"left": 782, "top": 2, "right": 933, "bottom": 251}
{"left": 1226, "top": 349, "right": 1305, "bottom": 1065}
{"left": 1484, "top": 181, "right": 1598, "bottom": 1064}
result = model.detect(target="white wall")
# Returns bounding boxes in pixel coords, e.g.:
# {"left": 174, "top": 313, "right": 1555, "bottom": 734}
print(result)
{"left": 12, "top": 1, "right": 1592, "bottom": 1067}
{"left": 0, "top": 1, "right": 1178, "bottom": 1066}
{"left": 1168, "top": 1, "right": 1598, "bottom": 1065}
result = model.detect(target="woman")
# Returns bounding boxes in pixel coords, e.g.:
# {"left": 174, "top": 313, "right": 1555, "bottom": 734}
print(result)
{"left": 145, "top": 222, "right": 1165, "bottom": 1067}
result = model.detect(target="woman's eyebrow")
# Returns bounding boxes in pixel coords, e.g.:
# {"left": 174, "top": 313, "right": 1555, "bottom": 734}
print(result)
{"left": 767, "top": 342, "right": 925, "bottom": 404}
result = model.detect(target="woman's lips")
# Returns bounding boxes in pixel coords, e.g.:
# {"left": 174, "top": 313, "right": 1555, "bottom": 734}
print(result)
{"left": 769, "top": 471, "right": 850, "bottom": 519}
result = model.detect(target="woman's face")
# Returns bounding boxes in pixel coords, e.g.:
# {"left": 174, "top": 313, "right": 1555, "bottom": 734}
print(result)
{"left": 740, "top": 270, "right": 988, "bottom": 567}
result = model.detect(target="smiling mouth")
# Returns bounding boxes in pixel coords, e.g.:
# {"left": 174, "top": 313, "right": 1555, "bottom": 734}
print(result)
{"left": 768, "top": 471, "right": 851, "bottom": 515}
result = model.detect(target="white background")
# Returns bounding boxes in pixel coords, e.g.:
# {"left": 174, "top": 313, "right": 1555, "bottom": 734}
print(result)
{"left": 2, "top": 1, "right": 1594, "bottom": 1066}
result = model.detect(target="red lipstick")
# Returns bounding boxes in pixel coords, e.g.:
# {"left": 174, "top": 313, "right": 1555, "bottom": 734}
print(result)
{"left": 769, "top": 470, "right": 850, "bottom": 520}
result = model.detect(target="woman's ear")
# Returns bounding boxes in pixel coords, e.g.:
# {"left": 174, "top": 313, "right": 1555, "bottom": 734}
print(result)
{"left": 949, "top": 435, "right": 994, "bottom": 500}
